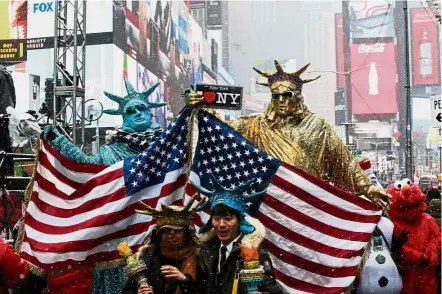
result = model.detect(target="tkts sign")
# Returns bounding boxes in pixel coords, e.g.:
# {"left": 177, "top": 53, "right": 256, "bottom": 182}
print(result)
{"left": 195, "top": 84, "right": 243, "bottom": 110}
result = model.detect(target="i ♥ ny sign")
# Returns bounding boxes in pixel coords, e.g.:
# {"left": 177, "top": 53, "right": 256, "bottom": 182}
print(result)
{"left": 195, "top": 84, "right": 243, "bottom": 110}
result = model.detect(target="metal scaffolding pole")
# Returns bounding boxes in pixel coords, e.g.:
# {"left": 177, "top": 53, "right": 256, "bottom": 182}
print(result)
{"left": 53, "top": 0, "right": 86, "bottom": 145}
{"left": 403, "top": 0, "right": 413, "bottom": 179}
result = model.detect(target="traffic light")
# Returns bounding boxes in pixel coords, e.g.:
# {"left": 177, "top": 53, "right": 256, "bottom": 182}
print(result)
{"left": 352, "top": 149, "right": 362, "bottom": 156}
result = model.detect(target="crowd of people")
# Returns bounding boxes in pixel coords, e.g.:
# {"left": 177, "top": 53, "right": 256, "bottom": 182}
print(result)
{"left": 0, "top": 61, "right": 440, "bottom": 294}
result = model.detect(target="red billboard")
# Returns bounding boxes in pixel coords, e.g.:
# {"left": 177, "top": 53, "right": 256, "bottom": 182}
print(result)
{"left": 350, "top": 42, "right": 398, "bottom": 115}
{"left": 335, "top": 13, "right": 345, "bottom": 89}
{"left": 411, "top": 8, "right": 440, "bottom": 86}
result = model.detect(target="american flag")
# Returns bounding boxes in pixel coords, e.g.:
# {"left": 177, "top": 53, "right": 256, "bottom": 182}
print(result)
{"left": 184, "top": 110, "right": 383, "bottom": 294}
{"left": 20, "top": 109, "right": 191, "bottom": 271}
{"left": 22, "top": 108, "right": 382, "bottom": 294}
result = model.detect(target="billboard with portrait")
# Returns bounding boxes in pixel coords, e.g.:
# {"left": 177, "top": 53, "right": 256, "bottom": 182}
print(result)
{"left": 0, "top": 0, "right": 27, "bottom": 62}
{"left": 112, "top": 0, "right": 191, "bottom": 89}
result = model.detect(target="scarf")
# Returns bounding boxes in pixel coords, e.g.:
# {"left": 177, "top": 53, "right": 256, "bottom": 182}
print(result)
{"left": 160, "top": 243, "right": 197, "bottom": 294}
{"left": 107, "top": 129, "right": 162, "bottom": 151}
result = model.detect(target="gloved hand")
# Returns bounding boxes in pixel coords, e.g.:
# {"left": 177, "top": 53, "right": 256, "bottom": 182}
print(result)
{"left": 391, "top": 230, "right": 409, "bottom": 252}
{"left": 43, "top": 124, "right": 60, "bottom": 141}
{"left": 365, "top": 185, "right": 392, "bottom": 208}
{"left": 183, "top": 88, "right": 204, "bottom": 108}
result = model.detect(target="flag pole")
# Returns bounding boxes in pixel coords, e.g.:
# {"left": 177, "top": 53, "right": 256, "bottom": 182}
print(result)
{"left": 182, "top": 107, "right": 200, "bottom": 203}
{"left": 185, "top": 108, "right": 199, "bottom": 175}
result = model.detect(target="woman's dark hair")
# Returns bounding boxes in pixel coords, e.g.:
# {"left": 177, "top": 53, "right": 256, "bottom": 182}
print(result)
{"left": 212, "top": 204, "right": 241, "bottom": 220}
{"left": 427, "top": 188, "right": 441, "bottom": 203}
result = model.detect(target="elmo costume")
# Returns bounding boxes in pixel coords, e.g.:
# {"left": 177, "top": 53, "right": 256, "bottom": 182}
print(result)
{"left": 0, "top": 237, "right": 30, "bottom": 293}
{"left": 387, "top": 179, "right": 441, "bottom": 294}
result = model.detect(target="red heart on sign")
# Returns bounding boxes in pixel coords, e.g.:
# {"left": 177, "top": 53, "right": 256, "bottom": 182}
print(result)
{"left": 203, "top": 92, "right": 216, "bottom": 103}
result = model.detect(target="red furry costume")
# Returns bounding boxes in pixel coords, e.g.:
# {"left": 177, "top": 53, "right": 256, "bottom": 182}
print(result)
{"left": 387, "top": 181, "right": 441, "bottom": 294}
{"left": 0, "top": 237, "right": 30, "bottom": 294}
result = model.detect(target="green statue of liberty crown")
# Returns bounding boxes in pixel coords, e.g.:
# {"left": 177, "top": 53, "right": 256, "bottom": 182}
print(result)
{"left": 191, "top": 174, "right": 266, "bottom": 234}
{"left": 103, "top": 78, "right": 167, "bottom": 116}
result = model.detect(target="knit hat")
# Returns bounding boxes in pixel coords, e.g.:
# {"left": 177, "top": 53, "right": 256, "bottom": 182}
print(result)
{"left": 358, "top": 159, "right": 382, "bottom": 188}
{"left": 191, "top": 174, "right": 266, "bottom": 234}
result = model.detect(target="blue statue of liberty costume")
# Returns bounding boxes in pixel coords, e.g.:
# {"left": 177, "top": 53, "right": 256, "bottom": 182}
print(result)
{"left": 43, "top": 78, "right": 166, "bottom": 294}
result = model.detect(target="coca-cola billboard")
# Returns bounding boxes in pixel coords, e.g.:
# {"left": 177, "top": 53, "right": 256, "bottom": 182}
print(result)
{"left": 350, "top": 42, "right": 398, "bottom": 115}
{"left": 358, "top": 43, "right": 386, "bottom": 53}
{"left": 411, "top": 8, "right": 440, "bottom": 86}
{"left": 335, "top": 13, "right": 344, "bottom": 89}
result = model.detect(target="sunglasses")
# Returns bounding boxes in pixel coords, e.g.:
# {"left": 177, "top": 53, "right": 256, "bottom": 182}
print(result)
{"left": 125, "top": 104, "right": 149, "bottom": 115}
{"left": 271, "top": 91, "right": 299, "bottom": 100}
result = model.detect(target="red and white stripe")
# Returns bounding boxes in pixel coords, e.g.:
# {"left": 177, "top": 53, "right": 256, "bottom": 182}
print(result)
{"left": 261, "top": 163, "right": 381, "bottom": 294}
{"left": 20, "top": 139, "right": 187, "bottom": 271}
{"left": 185, "top": 161, "right": 381, "bottom": 294}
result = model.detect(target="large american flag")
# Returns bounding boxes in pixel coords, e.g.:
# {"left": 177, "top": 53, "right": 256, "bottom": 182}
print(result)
{"left": 22, "top": 108, "right": 382, "bottom": 293}
{"left": 183, "top": 110, "right": 382, "bottom": 294}
{"left": 20, "top": 110, "right": 191, "bottom": 271}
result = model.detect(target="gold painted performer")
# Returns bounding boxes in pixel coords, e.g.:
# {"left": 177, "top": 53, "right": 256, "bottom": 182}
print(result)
{"left": 186, "top": 61, "right": 389, "bottom": 207}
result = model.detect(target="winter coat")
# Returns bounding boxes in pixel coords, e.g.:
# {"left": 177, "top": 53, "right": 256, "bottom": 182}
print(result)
{"left": 0, "top": 66, "right": 16, "bottom": 114}
{"left": 122, "top": 244, "right": 197, "bottom": 294}
{"left": 427, "top": 199, "right": 441, "bottom": 228}
{"left": 196, "top": 216, "right": 280, "bottom": 294}
{"left": 0, "top": 237, "right": 29, "bottom": 294}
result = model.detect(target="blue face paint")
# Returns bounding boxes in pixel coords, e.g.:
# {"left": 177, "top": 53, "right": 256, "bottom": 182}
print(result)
{"left": 122, "top": 101, "right": 154, "bottom": 133}
{"left": 103, "top": 78, "right": 167, "bottom": 133}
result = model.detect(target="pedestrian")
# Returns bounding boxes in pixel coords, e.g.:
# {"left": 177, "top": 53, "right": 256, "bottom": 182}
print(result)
{"left": 192, "top": 175, "right": 280, "bottom": 294}
{"left": 426, "top": 187, "right": 441, "bottom": 227}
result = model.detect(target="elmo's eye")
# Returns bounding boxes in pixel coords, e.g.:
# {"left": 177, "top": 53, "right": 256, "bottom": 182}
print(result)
{"left": 393, "top": 181, "right": 402, "bottom": 190}
{"left": 402, "top": 178, "right": 412, "bottom": 185}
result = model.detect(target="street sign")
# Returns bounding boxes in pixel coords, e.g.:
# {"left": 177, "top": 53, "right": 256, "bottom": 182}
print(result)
{"left": 431, "top": 96, "right": 441, "bottom": 128}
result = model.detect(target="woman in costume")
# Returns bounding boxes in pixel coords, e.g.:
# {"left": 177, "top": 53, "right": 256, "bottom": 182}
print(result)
{"left": 16, "top": 78, "right": 167, "bottom": 294}
{"left": 186, "top": 61, "right": 389, "bottom": 207}
{"left": 43, "top": 78, "right": 166, "bottom": 165}
{"left": 122, "top": 195, "right": 203, "bottom": 294}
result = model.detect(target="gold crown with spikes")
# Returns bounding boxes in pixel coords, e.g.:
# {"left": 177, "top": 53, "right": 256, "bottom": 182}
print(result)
{"left": 253, "top": 60, "right": 321, "bottom": 88}
{"left": 135, "top": 193, "right": 207, "bottom": 230}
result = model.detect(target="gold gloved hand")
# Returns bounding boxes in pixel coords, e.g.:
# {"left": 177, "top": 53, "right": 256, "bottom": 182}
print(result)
{"left": 363, "top": 185, "right": 392, "bottom": 209}
{"left": 184, "top": 89, "right": 204, "bottom": 108}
